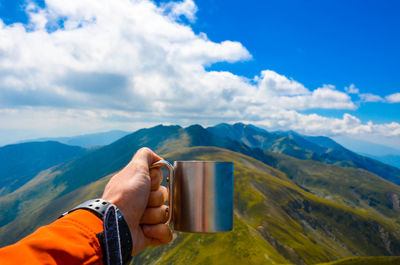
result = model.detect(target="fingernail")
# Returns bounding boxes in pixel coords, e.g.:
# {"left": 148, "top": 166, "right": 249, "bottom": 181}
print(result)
{"left": 165, "top": 207, "right": 169, "bottom": 219}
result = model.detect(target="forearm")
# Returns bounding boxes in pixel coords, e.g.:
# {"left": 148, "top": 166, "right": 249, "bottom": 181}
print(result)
{"left": 0, "top": 147, "right": 172, "bottom": 265}
{"left": 0, "top": 210, "right": 104, "bottom": 265}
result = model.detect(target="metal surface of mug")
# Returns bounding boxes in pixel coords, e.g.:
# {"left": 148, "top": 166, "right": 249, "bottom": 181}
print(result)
{"left": 150, "top": 160, "right": 234, "bottom": 233}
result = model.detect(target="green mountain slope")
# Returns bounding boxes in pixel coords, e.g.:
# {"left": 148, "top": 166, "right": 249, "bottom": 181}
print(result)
{"left": 302, "top": 135, "right": 346, "bottom": 151}
{"left": 158, "top": 148, "right": 400, "bottom": 262}
{"left": 0, "top": 124, "right": 252, "bottom": 231}
{"left": 259, "top": 151, "right": 400, "bottom": 220}
{"left": 0, "top": 141, "right": 87, "bottom": 196}
{"left": 207, "top": 123, "right": 400, "bottom": 185}
{"left": 2, "top": 145, "right": 400, "bottom": 264}
{"left": 2, "top": 125, "right": 400, "bottom": 264}
{"left": 207, "top": 123, "right": 316, "bottom": 159}
{"left": 320, "top": 256, "right": 400, "bottom": 265}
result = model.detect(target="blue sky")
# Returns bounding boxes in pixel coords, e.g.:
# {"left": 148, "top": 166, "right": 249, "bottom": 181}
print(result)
{"left": 0, "top": 0, "right": 399, "bottom": 148}
{"left": 191, "top": 0, "right": 400, "bottom": 123}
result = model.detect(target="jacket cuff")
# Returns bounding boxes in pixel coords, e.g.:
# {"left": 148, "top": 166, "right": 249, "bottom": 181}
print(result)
{"left": 57, "top": 209, "right": 104, "bottom": 264}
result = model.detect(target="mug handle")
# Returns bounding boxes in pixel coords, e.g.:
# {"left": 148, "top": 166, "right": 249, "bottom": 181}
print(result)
{"left": 150, "top": 160, "right": 174, "bottom": 225}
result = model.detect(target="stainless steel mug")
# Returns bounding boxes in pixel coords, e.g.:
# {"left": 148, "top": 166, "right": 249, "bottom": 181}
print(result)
{"left": 151, "top": 160, "right": 234, "bottom": 233}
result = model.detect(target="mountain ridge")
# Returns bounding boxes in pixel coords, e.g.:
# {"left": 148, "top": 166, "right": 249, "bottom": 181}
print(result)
{"left": 18, "top": 130, "right": 130, "bottom": 148}
{"left": 363, "top": 153, "right": 400, "bottom": 170}
{"left": 2, "top": 124, "right": 400, "bottom": 264}
{"left": 0, "top": 141, "right": 87, "bottom": 196}
{"left": 2, "top": 146, "right": 400, "bottom": 264}
{"left": 208, "top": 123, "right": 400, "bottom": 185}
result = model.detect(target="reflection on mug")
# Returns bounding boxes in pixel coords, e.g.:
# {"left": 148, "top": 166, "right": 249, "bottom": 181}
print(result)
{"left": 151, "top": 160, "right": 234, "bottom": 233}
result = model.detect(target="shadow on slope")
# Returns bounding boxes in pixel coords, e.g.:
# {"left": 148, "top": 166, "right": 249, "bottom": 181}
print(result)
{"left": 0, "top": 141, "right": 87, "bottom": 196}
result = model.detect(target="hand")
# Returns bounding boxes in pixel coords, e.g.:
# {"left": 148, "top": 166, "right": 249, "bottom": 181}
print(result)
{"left": 102, "top": 147, "right": 173, "bottom": 255}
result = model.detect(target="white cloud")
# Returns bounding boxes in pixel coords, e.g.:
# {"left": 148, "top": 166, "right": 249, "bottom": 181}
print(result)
{"left": 161, "top": 0, "right": 198, "bottom": 23}
{"left": 254, "top": 73, "right": 355, "bottom": 110}
{"left": 344, "top": 84, "right": 393, "bottom": 104}
{"left": 256, "top": 70, "right": 310, "bottom": 96}
{"left": 344, "top": 84, "right": 385, "bottom": 103}
{"left": 0, "top": 0, "right": 399, "bottom": 146}
{"left": 386, "top": 92, "right": 400, "bottom": 103}
{"left": 359, "top": 93, "right": 384, "bottom": 102}
{"left": 249, "top": 111, "right": 400, "bottom": 144}
{"left": 345, "top": 84, "right": 359, "bottom": 94}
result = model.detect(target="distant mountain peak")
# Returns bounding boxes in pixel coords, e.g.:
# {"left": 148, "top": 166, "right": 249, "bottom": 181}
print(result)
{"left": 206, "top": 123, "right": 400, "bottom": 184}
{"left": 233, "top": 122, "right": 246, "bottom": 128}
{"left": 3, "top": 129, "right": 400, "bottom": 264}
{"left": 185, "top": 124, "right": 204, "bottom": 130}
{"left": 153, "top": 124, "right": 182, "bottom": 129}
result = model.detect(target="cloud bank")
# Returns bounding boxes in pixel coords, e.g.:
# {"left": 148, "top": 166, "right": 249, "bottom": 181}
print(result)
{"left": 0, "top": 0, "right": 399, "bottom": 146}
{"left": 386, "top": 93, "right": 400, "bottom": 103}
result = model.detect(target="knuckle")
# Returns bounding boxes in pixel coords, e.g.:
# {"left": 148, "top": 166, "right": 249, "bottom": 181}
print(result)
{"left": 132, "top": 147, "right": 149, "bottom": 160}
{"left": 160, "top": 185, "right": 167, "bottom": 193}
{"left": 138, "top": 147, "right": 152, "bottom": 155}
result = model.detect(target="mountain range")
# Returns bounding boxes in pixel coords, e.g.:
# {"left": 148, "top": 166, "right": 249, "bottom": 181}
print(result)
{"left": 208, "top": 123, "right": 400, "bottom": 184}
{"left": 1, "top": 123, "right": 400, "bottom": 264}
{"left": 0, "top": 141, "right": 87, "bottom": 196}
{"left": 363, "top": 153, "right": 400, "bottom": 170}
{"left": 18, "top": 130, "right": 130, "bottom": 148}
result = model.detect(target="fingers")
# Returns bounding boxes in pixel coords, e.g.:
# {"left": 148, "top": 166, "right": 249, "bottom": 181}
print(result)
{"left": 122, "top": 147, "right": 163, "bottom": 182}
{"left": 133, "top": 147, "right": 163, "bottom": 168}
{"left": 147, "top": 186, "right": 168, "bottom": 207}
{"left": 143, "top": 224, "right": 173, "bottom": 246}
{"left": 140, "top": 205, "right": 169, "bottom": 224}
{"left": 150, "top": 168, "right": 163, "bottom": 191}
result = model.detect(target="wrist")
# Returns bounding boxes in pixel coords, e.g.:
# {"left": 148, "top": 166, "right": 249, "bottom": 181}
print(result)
{"left": 61, "top": 199, "right": 133, "bottom": 265}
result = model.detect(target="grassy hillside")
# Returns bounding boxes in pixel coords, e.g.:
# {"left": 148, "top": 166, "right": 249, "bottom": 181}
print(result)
{"left": 207, "top": 123, "right": 400, "bottom": 185}
{"left": 159, "top": 148, "right": 400, "bottom": 262}
{"left": 3, "top": 145, "right": 400, "bottom": 264}
{"left": 320, "top": 256, "right": 400, "bottom": 264}
{"left": 0, "top": 125, "right": 252, "bottom": 239}
{"left": 0, "top": 141, "right": 87, "bottom": 196}
{"left": 261, "top": 151, "right": 400, "bottom": 220}
{"left": 2, "top": 125, "right": 400, "bottom": 264}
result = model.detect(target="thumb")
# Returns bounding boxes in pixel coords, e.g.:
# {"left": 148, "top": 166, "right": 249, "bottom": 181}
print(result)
{"left": 133, "top": 147, "right": 163, "bottom": 168}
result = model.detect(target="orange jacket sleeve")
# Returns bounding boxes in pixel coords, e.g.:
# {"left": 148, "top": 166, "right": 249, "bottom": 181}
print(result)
{"left": 0, "top": 210, "right": 104, "bottom": 265}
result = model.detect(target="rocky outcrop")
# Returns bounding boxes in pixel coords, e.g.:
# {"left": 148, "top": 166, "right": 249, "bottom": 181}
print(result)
{"left": 387, "top": 192, "right": 400, "bottom": 213}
